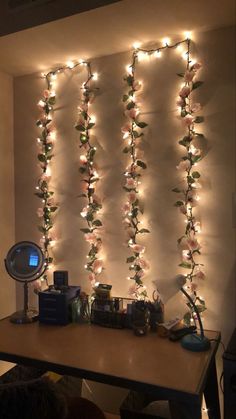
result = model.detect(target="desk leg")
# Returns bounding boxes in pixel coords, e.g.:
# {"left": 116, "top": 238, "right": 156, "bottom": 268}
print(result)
{"left": 169, "top": 398, "right": 202, "bottom": 419}
{"left": 204, "top": 358, "right": 221, "bottom": 419}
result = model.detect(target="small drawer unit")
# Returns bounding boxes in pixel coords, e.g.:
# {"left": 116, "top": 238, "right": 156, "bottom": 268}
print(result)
{"left": 38, "top": 286, "right": 80, "bottom": 325}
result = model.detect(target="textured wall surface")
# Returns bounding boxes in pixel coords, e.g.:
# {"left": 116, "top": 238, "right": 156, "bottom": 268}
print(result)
{"left": 14, "top": 26, "right": 235, "bottom": 347}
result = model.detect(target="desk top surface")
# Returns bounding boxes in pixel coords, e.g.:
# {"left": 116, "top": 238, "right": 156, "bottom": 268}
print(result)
{"left": 0, "top": 318, "right": 220, "bottom": 397}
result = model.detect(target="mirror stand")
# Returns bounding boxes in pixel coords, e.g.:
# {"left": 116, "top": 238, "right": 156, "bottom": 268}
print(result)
{"left": 10, "top": 281, "right": 39, "bottom": 324}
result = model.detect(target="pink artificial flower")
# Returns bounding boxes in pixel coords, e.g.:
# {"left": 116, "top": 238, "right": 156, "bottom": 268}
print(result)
{"left": 179, "top": 205, "right": 187, "bottom": 215}
{"left": 84, "top": 232, "right": 97, "bottom": 244}
{"left": 123, "top": 217, "right": 131, "bottom": 227}
{"left": 128, "top": 191, "right": 137, "bottom": 203}
{"left": 130, "top": 243, "right": 146, "bottom": 254}
{"left": 186, "top": 234, "right": 201, "bottom": 251}
{"left": 182, "top": 114, "right": 195, "bottom": 127}
{"left": 38, "top": 99, "right": 45, "bottom": 108}
{"left": 122, "top": 202, "right": 131, "bottom": 215}
{"left": 128, "top": 284, "right": 138, "bottom": 297}
{"left": 93, "top": 259, "right": 103, "bottom": 274}
{"left": 176, "top": 97, "right": 185, "bottom": 107}
{"left": 33, "top": 280, "right": 42, "bottom": 293}
{"left": 182, "top": 250, "right": 191, "bottom": 261}
{"left": 40, "top": 173, "right": 51, "bottom": 182}
{"left": 88, "top": 272, "right": 96, "bottom": 283}
{"left": 80, "top": 207, "right": 88, "bottom": 218}
{"left": 176, "top": 160, "right": 191, "bottom": 171}
{"left": 138, "top": 258, "right": 150, "bottom": 270}
{"left": 121, "top": 123, "right": 132, "bottom": 133}
{"left": 190, "top": 282, "right": 198, "bottom": 292}
{"left": 184, "top": 70, "right": 195, "bottom": 82}
{"left": 95, "top": 239, "right": 102, "bottom": 251}
{"left": 126, "top": 178, "right": 136, "bottom": 188}
{"left": 195, "top": 270, "right": 205, "bottom": 280}
{"left": 126, "top": 107, "right": 139, "bottom": 119}
{"left": 136, "top": 269, "right": 145, "bottom": 278}
{"left": 43, "top": 90, "right": 50, "bottom": 98}
{"left": 191, "top": 103, "right": 201, "bottom": 113}
{"left": 192, "top": 62, "right": 202, "bottom": 71}
{"left": 80, "top": 155, "right": 88, "bottom": 164}
{"left": 187, "top": 190, "right": 198, "bottom": 201}
{"left": 179, "top": 86, "right": 191, "bottom": 98}
{"left": 37, "top": 208, "right": 44, "bottom": 217}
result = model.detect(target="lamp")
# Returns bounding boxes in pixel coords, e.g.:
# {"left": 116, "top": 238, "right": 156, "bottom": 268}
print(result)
{"left": 176, "top": 275, "right": 210, "bottom": 352}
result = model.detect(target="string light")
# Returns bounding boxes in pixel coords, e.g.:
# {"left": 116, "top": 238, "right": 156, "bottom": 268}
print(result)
{"left": 173, "top": 36, "right": 206, "bottom": 324}
{"left": 75, "top": 61, "right": 103, "bottom": 290}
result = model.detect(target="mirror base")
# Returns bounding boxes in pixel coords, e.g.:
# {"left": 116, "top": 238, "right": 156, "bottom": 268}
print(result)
{"left": 10, "top": 310, "right": 38, "bottom": 324}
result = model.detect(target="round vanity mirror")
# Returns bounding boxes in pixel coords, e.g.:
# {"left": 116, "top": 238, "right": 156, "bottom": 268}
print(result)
{"left": 5, "top": 241, "right": 45, "bottom": 324}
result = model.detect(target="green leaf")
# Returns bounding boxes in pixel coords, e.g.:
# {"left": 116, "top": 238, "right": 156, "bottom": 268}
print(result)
{"left": 79, "top": 167, "right": 86, "bottom": 174}
{"left": 123, "top": 146, "right": 131, "bottom": 153}
{"left": 123, "top": 94, "right": 129, "bottom": 102}
{"left": 86, "top": 212, "right": 94, "bottom": 222}
{"left": 187, "top": 176, "right": 195, "bottom": 184}
{"left": 89, "top": 148, "right": 96, "bottom": 159}
{"left": 192, "top": 81, "right": 204, "bottom": 90}
{"left": 38, "top": 226, "right": 46, "bottom": 233}
{"left": 80, "top": 228, "right": 91, "bottom": 233}
{"left": 126, "top": 75, "right": 134, "bottom": 86}
{"left": 136, "top": 160, "right": 147, "bottom": 169}
{"left": 49, "top": 206, "right": 57, "bottom": 212}
{"left": 136, "top": 122, "right": 148, "bottom": 128}
{"left": 133, "top": 130, "right": 140, "bottom": 138}
{"left": 139, "top": 228, "right": 150, "bottom": 234}
{"left": 179, "top": 262, "right": 192, "bottom": 269}
{"left": 80, "top": 135, "right": 88, "bottom": 144}
{"left": 48, "top": 96, "right": 56, "bottom": 105}
{"left": 87, "top": 122, "right": 95, "bottom": 130}
{"left": 126, "top": 101, "right": 135, "bottom": 110}
{"left": 75, "top": 124, "right": 85, "bottom": 132}
{"left": 132, "top": 208, "right": 138, "bottom": 218}
{"left": 174, "top": 200, "right": 184, "bottom": 207}
{"left": 183, "top": 311, "right": 191, "bottom": 326}
{"left": 93, "top": 219, "right": 102, "bottom": 226}
{"left": 126, "top": 256, "right": 136, "bottom": 263}
{"left": 192, "top": 155, "right": 201, "bottom": 164}
{"left": 172, "top": 187, "right": 181, "bottom": 193}
{"left": 192, "top": 171, "right": 201, "bottom": 178}
{"left": 181, "top": 109, "right": 187, "bottom": 117}
{"left": 37, "top": 154, "right": 46, "bottom": 162}
{"left": 77, "top": 193, "right": 87, "bottom": 198}
{"left": 194, "top": 116, "right": 204, "bottom": 123}
{"left": 177, "top": 72, "right": 184, "bottom": 77}
{"left": 178, "top": 136, "right": 191, "bottom": 147}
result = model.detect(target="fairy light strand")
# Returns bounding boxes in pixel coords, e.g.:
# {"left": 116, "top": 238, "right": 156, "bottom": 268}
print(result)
{"left": 75, "top": 62, "right": 103, "bottom": 289}
{"left": 35, "top": 72, "right": 58, "bottom": 284}
{"left": 122, "top": 48, "right": 150, "bottom": 300}
{"left": 173, "top": 38, "right": 206, "bottom": 324}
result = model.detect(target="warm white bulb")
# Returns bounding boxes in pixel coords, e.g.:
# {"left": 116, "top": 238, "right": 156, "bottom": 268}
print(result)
{"left": 184, "top": 31, "right": 192, "bottom": 40}
{"left": 154, "top": 50, "right": 162, "bottom": 58}
{"left": 90, "top": 115, "right": 96, "bottom": 123}
{"left": 162, "top": 37, "right": 170, "bottom": 46}
{"left": 93, "top": 72, "right": 98, "bottom": 80}
{"left": 66, "top": 61, "right": 74, "bottom": 68}
{"left": 133, "top": 42, "right": 141, "bottom": 49}
{"left": 182, "top": 52, "right": 188, "bottom": 61}
{"left": 51, "top": 74, "right": 57, "bottom": 80}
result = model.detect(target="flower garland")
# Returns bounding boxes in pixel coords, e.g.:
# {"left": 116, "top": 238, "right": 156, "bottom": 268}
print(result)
{"left": 174, "top": 38, "right": 206, "bottom": 324}
{"left": 75, "top": 63, "right": 103, "bottom": 289}
{"left": 122, "top": 50, "right": 150, "bottom": 300}
{"left": 36, "top": 72, "right": 58, "bottom": 284}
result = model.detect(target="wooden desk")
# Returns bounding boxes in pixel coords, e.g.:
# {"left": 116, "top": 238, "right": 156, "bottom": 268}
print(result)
{"left": 0, "top": 319, "right": 220, "bottom": 419}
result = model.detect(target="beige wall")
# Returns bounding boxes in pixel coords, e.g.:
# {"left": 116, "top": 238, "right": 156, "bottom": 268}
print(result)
{"left": 14, "top": 25, "right": 235, "bottom": 350}
{"left": 0, "top": 71, "right": 16, "bottom": 376}
{"left": 0, "top": 71, "right": 15, "bottom": 318}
